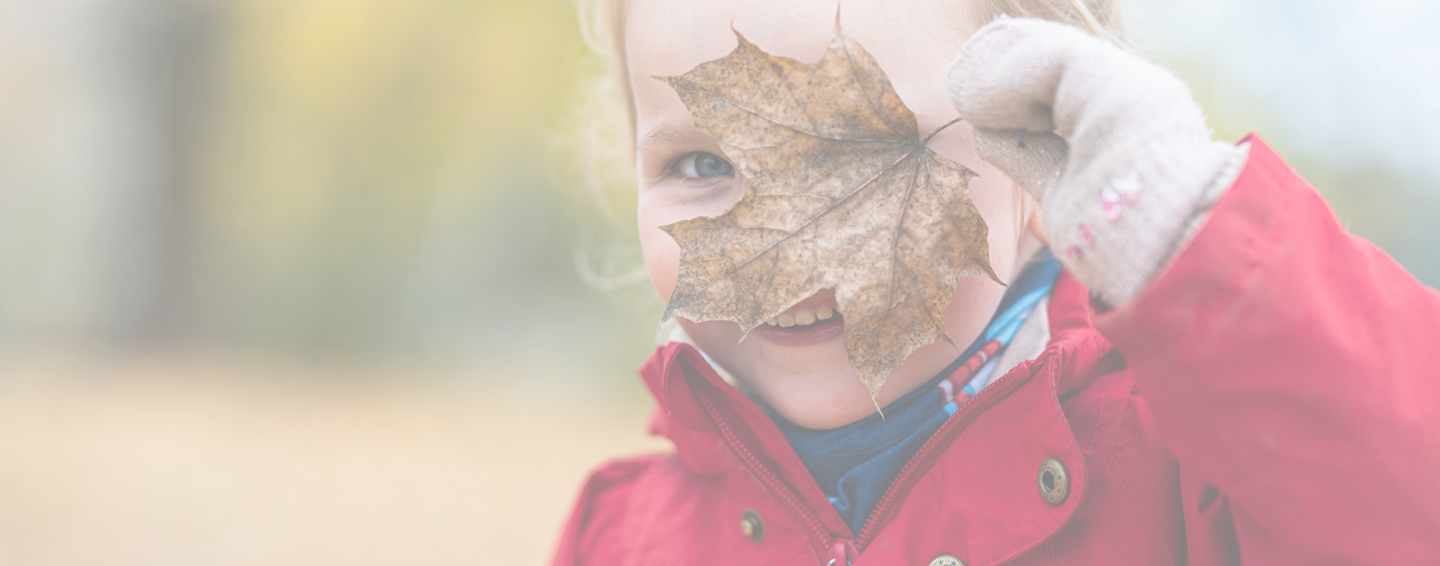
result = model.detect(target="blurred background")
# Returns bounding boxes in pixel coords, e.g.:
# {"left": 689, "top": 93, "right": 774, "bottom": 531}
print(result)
{"left": 0, "top": 0, "right": 1435, "bottom": 564}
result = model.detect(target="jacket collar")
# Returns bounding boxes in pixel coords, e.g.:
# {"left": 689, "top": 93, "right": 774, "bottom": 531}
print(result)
{"left": 638, "top": 272, "right": 1116, "bottom": 548}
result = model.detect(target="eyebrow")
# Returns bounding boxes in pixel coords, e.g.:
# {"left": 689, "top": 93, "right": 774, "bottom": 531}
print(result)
{"left": 637, "top": 121, "right": 707, "bottom": 154}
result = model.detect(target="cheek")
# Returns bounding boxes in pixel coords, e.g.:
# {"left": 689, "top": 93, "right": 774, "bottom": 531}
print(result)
{"left": 638, "top": 203, "right": 681, "bottom": 303}
{"left": 969, "top": 166, "right": 1020, "bottom": 264}
{"left": 928, "top": 122, "right": 1022, "bottom": 277}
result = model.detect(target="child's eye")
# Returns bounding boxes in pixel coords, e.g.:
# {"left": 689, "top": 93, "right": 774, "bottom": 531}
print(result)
{"left": 676, "top": 152, "right": 734, "bottom": 178}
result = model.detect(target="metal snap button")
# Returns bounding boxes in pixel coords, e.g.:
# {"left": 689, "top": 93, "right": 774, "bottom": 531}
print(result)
{"left": 740, "top": 508, "right": 765, "bottom": 542}
{"left": 928, "top": 555, "right": 965, "bottom": 566}
{"left": 1037, "top": 458, "right": 1070, "bottom": 505}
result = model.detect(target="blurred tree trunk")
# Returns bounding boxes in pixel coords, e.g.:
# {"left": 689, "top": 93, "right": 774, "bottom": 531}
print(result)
{"left": 139, "top": 2, "right": 220, "bottom": 341}
{"left": 0, "top": 0, "right": 220, "bottom": 348}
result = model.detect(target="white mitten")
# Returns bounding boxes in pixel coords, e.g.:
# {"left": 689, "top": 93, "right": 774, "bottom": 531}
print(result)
{"left": 949, "top": 18, "right": 1248, "bottom": 306}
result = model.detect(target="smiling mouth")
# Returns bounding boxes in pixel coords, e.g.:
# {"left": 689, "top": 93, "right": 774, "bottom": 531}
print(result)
{"left": 748, "top": 292, "right": 845, "bottom": 346}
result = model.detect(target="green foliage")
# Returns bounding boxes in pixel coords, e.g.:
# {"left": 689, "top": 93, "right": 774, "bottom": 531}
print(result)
{"left": 1171, "top": 59, "right": 1440, "bottom": 286}
{"left": 188, "top": 0, "right": 652, "bottom": 380}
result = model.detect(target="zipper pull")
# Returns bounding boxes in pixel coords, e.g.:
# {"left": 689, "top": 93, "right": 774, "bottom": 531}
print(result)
{"left": 828, "top": 539, "right": 858, "bottom": 566}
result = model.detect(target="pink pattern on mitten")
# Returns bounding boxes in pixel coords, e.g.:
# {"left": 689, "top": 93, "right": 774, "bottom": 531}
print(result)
{"left": 1099, "top": 173, "right": 1142, "bottom": 221}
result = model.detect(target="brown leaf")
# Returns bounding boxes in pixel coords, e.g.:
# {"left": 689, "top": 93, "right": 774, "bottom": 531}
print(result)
{"left": 659, "top": 26, "right": 1001, "bottom": 398}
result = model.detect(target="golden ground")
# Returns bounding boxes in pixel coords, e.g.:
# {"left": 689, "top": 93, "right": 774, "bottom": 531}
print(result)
{"left": 0, "top": 356, "right": 669, "bottom": 566}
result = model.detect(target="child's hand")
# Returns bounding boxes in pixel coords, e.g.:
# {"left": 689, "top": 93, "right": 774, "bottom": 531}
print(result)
{"left": 948, "top": 18, "right": 1247, "bottom": 306}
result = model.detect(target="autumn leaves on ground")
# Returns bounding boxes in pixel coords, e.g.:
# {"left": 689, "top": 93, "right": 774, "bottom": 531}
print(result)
{"left": 0, "top": 356, "right": 667, "bottom": 566}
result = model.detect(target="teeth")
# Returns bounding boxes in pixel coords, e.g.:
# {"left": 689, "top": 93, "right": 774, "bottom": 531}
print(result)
{"left": 766, "top": 304, "right": 840, "bottom": 329}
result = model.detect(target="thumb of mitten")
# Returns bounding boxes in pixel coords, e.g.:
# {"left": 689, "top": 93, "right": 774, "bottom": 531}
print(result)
{"left": 972, "top": 127, "right": 1068, "bottom": 201}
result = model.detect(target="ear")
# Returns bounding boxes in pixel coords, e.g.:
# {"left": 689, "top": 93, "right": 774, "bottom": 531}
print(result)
{"left": 1025, "top": 195, "right": 1049, "bottom": 245}
{"left": 1019, "top": 185, "right": 1054, "bottom": 244}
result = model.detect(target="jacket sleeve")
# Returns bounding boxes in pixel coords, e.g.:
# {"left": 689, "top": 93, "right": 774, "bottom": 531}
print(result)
{"left": 1095, "top": 135, "right": 1440, "bottom": 563}
{"left": 550, "top": 456, "right": 660, "bottom": 566}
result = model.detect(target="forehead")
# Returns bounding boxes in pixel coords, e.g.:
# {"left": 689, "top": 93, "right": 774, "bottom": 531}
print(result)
{"left": 625, "top": 0, "right": 979, "bottom": 134}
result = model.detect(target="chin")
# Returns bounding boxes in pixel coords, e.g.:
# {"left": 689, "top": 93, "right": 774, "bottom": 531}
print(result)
{"left": 748, "top": 365, "right": 880, "bottom": 430}
{"left": 677, "top": 290, "right": 965, "bottom": 430}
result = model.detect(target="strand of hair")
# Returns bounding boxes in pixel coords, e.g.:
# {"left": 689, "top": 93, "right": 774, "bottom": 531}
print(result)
{"left": 1064, "top": 0, "right": 1104, "bottom": 36}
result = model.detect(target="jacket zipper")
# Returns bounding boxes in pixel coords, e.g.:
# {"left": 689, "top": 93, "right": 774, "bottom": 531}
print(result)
{"left": 694, "top": 357, "right": 1045, "bottom": 563}
{"left": 694, "top": 388, "right": 837, "bottom": 559}
{"left": 853, "top": 366, "right": 1037, "bottom": 550}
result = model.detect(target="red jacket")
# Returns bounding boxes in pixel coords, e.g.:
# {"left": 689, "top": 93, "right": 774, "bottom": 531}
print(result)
{"left": 553, "top": 136, "right": 1440, "bottom": 565}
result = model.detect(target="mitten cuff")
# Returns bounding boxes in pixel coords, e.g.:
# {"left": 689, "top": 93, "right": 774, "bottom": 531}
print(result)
{"left": 1081, "top": 141, "right": 1250, "bottom": 307}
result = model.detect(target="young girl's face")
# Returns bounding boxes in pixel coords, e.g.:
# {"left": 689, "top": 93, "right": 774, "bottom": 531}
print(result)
{"left": 628, "top": 0, "right": 1038, "bottom": 430}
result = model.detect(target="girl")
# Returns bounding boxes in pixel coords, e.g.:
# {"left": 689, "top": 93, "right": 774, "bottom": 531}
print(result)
{"left": 555, "top": 0, "right": 1440, "bottom": 564}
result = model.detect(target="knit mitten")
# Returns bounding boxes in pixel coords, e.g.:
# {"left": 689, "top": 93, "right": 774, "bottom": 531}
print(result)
{"left": 948, "top": 18, "right": 1248, "bottom": 307}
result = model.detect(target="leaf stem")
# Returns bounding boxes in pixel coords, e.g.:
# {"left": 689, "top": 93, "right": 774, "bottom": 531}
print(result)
{"left": 921, "top": 116, "right": 964, "bottom": 146}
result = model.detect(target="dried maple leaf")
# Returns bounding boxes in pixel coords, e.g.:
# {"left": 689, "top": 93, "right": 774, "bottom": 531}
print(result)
{"left": 659, "top": 26, "right": 1001, "bottom": 398}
